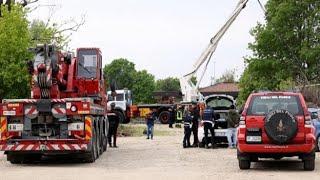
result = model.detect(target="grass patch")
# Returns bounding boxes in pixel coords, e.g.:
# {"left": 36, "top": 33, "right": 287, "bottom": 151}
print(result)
{"left": 118, "top": 124, "right": 173, "bottom": 137}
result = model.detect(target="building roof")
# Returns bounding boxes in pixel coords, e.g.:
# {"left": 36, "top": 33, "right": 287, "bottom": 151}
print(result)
{"left": 199, "top": 82, "right": 239, "bottom": 93}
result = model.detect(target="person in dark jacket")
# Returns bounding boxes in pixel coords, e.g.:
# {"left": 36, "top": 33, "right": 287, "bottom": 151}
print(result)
{"left": 183, "top": 107, "right": 193, "bottom": 148}
{"left": 227, "top": 105, "right": 240, "bottom": 148}
{"left": 191, "top": 104, "right": 200, "bottom": 147}
{"left": 202, "top": 106, "right": 216, "bottom": 149}
{"left": 168, "top": 107, "right": 174, "bottom": 128}
{"left": 108, "top": 103, "right": 120, "bottom": 148}
{"left": 146, "top": 109, "right": 157, "bottom": 140}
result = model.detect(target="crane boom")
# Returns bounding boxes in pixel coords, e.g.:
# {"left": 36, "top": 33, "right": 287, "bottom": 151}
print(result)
{"left": 180, "top": 0, "right": 249, "bottom": 102}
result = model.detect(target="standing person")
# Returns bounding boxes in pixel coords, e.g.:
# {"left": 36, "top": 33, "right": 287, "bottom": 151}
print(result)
{"left": 191, "top": 103, "right": 200, "bottom": 147}
{"left": 108, "top": 103, "right": 120, "bottom": 148}
{"left": 175, "top": 105, "right": 184, "bottom": 128}
{"left": 183, "top": 107, "right": 193, "bottom": 148}
{"left": 168, "top": 97, "right": 175, "bottom": 128}
{"left": 146, "top": 108, "right": 157, "bottom": 140}
{"left": 202, "top": 106, "right": 216, "bottom": 149}
{"left": 227, "top": 105, "right": 240, "bottom": 148}
{"left": 168, "top": 107, "right": 174, "bottom": 128}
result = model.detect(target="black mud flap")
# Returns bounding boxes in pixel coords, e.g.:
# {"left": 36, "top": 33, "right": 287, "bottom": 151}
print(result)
{"left": 237, "top": 149, "right": 250, "bottom": 160}
{"left": 302, "top": 150, "right": 316, "bottom": 161}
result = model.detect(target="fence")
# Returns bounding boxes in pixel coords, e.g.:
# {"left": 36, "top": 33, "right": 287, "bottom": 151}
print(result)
{"left": 299, "top": 84, "right": 320, "bottom": 107}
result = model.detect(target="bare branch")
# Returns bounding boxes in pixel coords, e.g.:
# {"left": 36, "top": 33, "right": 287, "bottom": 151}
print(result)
{"left": 55, "top": 14, "right": 86, "bottom": 34}
{"left": 21, "top": 0, "right": 39, "bottom": 7}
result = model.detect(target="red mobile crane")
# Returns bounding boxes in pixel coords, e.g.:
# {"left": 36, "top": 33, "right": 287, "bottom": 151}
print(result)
{"left": 0, "top": 44, "right": 112, "bottom": 163}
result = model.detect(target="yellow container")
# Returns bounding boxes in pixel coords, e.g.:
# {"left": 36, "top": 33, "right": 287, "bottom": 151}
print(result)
{"left": 139, "top": 108, "right": 151, "bottom": 117}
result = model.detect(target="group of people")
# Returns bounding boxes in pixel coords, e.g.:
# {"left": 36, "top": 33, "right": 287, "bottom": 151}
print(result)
{"left": 143, "top": 103, "right": 239, "bottom": 149}
{"left": 182, "top": 103, "right": 240, "bottom": 149}
{"left": 182, "top": 104, "right": 200, "bottom": 148}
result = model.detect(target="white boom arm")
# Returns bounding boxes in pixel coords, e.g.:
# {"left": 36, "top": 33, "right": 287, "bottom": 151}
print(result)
{"left": 180, "top": 0, "right": 249, "bottom": 102}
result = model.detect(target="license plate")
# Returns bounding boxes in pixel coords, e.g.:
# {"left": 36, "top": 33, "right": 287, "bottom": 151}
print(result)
{"left": 246, "top": 136, "right": 262, "bottom": 142}
{"left": 215, "top": 132, "right": 226, "bottom": 137}
{"left": 68, "top": 123, "right": 84, "bottom": 131}
{"left": 8, "top": 124, "right": 24, "bottom": 132}
{"left": 3, "top": 111, "right": 16, "bottom": 116}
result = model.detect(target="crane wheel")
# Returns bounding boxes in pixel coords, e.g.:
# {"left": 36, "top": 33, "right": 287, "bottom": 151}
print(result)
{"left": 84, "top": 126, "right": 97, "bottom": 163}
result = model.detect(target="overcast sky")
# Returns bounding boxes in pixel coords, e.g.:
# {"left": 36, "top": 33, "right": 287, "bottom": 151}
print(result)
{"left": 28, "top": 0, "right": 267, "bottom": 87}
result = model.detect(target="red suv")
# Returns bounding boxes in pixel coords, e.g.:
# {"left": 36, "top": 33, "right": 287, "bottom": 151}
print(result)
{"left": 237, "top": 92, "right": 316, "bottom": 171}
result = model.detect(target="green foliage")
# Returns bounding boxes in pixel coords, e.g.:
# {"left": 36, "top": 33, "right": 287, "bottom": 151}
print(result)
{"left": 29, "top": 20, "right": 55, "bottom": 46}
{"left": 132, "top": 70, "right": 155, "bottom": 104}
{"left": 103, "top": 59, "right": 155, "bottom": 103}
{"left": 103, "top": 58, "right": 136, "bottom": 90}
{"left": 190, "top": 76, "right": 197, "bottom": 85}
{"left": 238, "top": 0, "right": 320, "bottom": 105}
{"left": 0, "top": 4, "right": 31, "bottom": 99}
{"left": 215, "top": 69, "right": 236, "bottom": 83}
{"left": 155, "top": 77, "right": 181, "bottom": 92}
{"left": 118, "top": 124, "right": 173, "bottom": 137}
{"left": 29, "top": 20, "right": 68, "bottom": 48}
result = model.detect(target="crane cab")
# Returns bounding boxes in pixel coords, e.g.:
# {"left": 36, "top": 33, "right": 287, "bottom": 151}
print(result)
{"left": 77, "top": 48, "right": 102, "bottom": 80}
{"left": 76, "top": 48, "right": 105, "bottom": 98}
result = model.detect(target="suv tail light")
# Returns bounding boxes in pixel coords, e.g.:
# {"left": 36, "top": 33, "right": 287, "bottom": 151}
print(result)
{"left": 304, "top": 115, "right": 314, "bottom": 135}
{"left": 304, "top": 115, "right": 312, "bottom": 127}
{"left": 239, "top": 116, "right": 246, "bottom": 127}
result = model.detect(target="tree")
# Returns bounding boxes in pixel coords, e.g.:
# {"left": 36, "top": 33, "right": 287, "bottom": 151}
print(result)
{"left": 215, "top": 69, "right": 236, "bottom": 83}
{"left": 0, "top": 4, "right": 32, "bottom": 99}
{"left": 28, "top": 1, "right": 85, "bottom": 49}
{"left": 103, "top": 59, "right": 157, "bottom": 103}
{"left": 0, "top": 0, "right": 39, "bottom": 16}
{"left": 132, "top": 70, "right": 155, "bottom": 104}
{"left": 190, "top": 76, "right": 197, "bottom": 85}
{"left": 252, "top": 1, "right": 320, "bottom": 85}
{"left": 156, "top": 77, "right": 181, "bottom": 92}
{"left": 238, "top": 0, "right": 320, "bottom": 105}
{"left": 103, "top": 58, "right": 137, "bottom": 90}
{"left": 29, "top": 20, "right": 68, "bottom": 48}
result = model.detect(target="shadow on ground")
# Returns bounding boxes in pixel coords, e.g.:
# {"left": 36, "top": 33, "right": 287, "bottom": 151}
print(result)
{"left": 251, "top": 159, "right": 306, "bottom": 171}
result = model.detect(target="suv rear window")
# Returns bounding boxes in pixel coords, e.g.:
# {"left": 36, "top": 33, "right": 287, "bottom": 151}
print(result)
{"left": 247, "top": 95, "right": 303, "bottom": 116}
{"left": 206, "top": 96, "right": 234, "bottom": 110}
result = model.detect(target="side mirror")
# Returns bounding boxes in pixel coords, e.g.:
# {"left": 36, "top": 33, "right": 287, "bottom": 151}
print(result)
{"left": 110, "top": 102, "right": 116, "bottom": 110}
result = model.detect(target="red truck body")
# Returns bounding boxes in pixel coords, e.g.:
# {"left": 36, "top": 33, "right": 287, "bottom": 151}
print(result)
{"left": 0, "top": 45, "right": 110, "bottom": 163}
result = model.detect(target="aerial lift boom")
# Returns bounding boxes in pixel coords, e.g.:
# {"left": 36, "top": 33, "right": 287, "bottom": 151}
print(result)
{"left": 180, "top": 0, "right": 250, "bottom": 102}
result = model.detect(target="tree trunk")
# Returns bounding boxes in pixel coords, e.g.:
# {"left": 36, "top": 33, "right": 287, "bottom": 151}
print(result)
{"left": 5, "top": 0, "right": 12, "bottom": 11}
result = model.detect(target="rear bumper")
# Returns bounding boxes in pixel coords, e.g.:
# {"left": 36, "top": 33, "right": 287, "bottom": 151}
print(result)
{"left": 238, "top": 143, "right": 315, "bottom": 154}
{"left": 198, "top": 128, "right": 229, "bottom": 143}
{"left": 0, "top": 139, "right": 89, "bottom": 152}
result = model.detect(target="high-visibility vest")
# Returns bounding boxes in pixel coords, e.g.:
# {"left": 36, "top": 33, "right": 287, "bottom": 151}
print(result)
{"left": 176, "top": 110, "right": 183, "bottom": 121}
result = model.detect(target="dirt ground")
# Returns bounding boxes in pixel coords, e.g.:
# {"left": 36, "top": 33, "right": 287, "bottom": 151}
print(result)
{"left": 0, "top": 125, "right": 320, "bottom": 180}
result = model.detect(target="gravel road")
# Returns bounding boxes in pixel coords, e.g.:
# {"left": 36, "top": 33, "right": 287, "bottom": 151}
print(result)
{"left": 0, "top": 125, "right": 319, "bottom": 180}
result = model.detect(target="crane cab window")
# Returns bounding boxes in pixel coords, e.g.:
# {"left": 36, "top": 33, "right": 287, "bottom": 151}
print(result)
{"left": 77, "top": 49, "right": 98, "bottom": 78}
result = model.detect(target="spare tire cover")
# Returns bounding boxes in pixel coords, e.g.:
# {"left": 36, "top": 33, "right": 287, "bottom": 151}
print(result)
{"left": 265, "top": 109, "right": 298, "bottom": 144}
